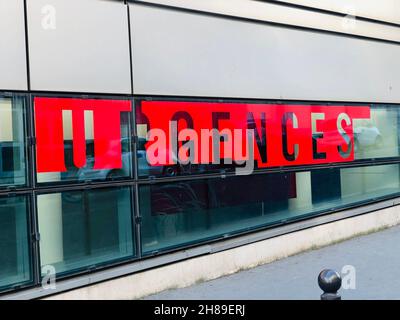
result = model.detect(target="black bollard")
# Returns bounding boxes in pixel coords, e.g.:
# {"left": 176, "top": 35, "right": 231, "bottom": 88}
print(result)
{"left": 318, "top": 269, "right": 342, "bottom": 300}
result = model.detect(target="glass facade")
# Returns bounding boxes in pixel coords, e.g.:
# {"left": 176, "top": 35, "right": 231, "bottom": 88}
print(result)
{"left": 0, "top": 195, "right": 32, "bottom": 291}
{"left": 140, "top": 163, "right": 400, "bottom": 253}
{"left": 0, "top": 96, "right": 27, "bottom": 187}
{"left": 353, "top": 105, "right": 400, "bottom": 159}
{"left": 2, "top": 94, "right": 400, "bottom": 295}
{"left": 136, "top": 102, "right": 400, "bottom": 178}
{"left": 34, "top": 97, "right": 132, "bottom": 184}
{"left": 37, "top": 186, "right": 134, "bottom": 276}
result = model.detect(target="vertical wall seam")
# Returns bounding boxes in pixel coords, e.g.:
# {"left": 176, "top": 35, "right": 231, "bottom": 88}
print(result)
{"left": 127, "top": 2, "right": 135, "bottom": 95}
{"left": 23, "top": 0, "right": 31, "bottom": 91}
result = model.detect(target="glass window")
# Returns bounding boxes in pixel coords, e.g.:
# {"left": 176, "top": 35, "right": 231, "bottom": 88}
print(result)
{"left": 34, "top": 97, "right": 132, "bottom": 184}
{"left": 354, "top": 105, "right": 400, "bottom": 159}
{"left": 139, "top": 163, "right": 400, "bottom": 254}
{"left": 0, "top": 195, "right": 32, "bottom": 290}
{"left": 136, "top": 101, "right": 400, "bottom": 178}
{"left": 0, "top": 96, "right": 27, "bottom": 187}
{"left": 37, "top": 186, "right": 134, "bottom": 276}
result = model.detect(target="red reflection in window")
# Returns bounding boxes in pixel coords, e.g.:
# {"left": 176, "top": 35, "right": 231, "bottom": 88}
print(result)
{"left": 34, "top": 97, "right": 131, "bottom": 173}
{"left": 139, "top": 101, "right": 371, "bottom": 168}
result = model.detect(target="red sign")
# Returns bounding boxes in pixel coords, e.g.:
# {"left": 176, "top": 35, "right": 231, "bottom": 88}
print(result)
{"left": 34, "top": 97, "right": 131, "bottom": 173}
{"left": 138, "top": 101, "right": 371, "bottom": 168}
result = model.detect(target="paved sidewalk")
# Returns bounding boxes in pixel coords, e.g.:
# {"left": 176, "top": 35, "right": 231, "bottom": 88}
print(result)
{"left": 145, "top": 224, "right": 400, "bottom": 300}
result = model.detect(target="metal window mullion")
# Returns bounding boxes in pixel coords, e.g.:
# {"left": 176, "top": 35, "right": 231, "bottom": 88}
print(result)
{"left": 132, "top": 97, "right": 142, "bottom": 258}
{"left": 26, "top": 93, "right": 41, "bottom": 288}
{"left": 30, "top": 190, "right": 41, "bottom": 289}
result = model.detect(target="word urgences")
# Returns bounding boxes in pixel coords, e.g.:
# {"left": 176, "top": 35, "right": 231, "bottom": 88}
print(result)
{"left": 141, "top": 101, "right": 371, "bottom": 174}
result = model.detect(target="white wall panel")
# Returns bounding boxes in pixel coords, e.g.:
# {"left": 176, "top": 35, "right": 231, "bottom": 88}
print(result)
{"left": 131, "top": 4, "right": 400, "bottom": 103}
{"left": 277, "top": 0, "right": 400, "bottom": 25}
{"left": 0, "top": 0, "right": 27, "bottom": 91}
{"left": 27, "top": 0, "right": 131, "bottom": 94}
{"left": 132, "top": 0, "right": 400, "bottom": 43}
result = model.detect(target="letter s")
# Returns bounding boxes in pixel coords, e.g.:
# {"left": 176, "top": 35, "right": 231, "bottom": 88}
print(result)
{"left": 337, "top": 113, "right": 353, "bottom": 159}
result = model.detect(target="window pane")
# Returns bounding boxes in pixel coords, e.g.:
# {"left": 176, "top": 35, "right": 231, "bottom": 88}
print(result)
{"left": 140, "top": 163, "right": 400, "bottom": 253}
{"left": 0, "top": 96, "right": 26, "bottom": 186}
{"left": 0, "top": 195, "right": 32, "bottom": 290}
{"left": 34, "top": 97, "right": 132, "bottom": 184}
{"left": 136, "top": 101, "right": 400, "bottom": 178}
{"left": 37, "top": 186, "right": 134, "bottom": 276}
{"left": 354, "top": 105, "right": 400, "bottom": 159}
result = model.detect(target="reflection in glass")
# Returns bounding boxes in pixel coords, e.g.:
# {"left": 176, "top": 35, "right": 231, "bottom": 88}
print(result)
{"left": 140, "top": 164, "right": 400, "bottom": 253}
{"left": 34, "top": 98, "right": 132, "bottom": 184}
{"left": 0, "top": 195, "right": 32, "bottom": 290}
{"left": 0, "top": 96, "right": 26, "bottom": 186}
{"left": 137, "top": 102, "right": 400, "bottom": 178}
{"left": 354, "top": 106, "right": 400, "bottom": 159}
{"left": 37, "top": 187, "right": 134, "bottom": 275}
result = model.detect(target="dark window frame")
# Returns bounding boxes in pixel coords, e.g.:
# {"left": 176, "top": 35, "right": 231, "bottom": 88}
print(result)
{"left": 0, "top": 93, "right": 30, "bottom": 190}
{"left": 31, "top": 93, "right": 135, "bottom": 188}
{"left": 0, "top": 192, "right": 35, "bottom": 294}
{"left": 34, "top": 183, "right": 138, "bottom": 281}
{"left": 135, "top": 96, "right": 400, "bottom": 182}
